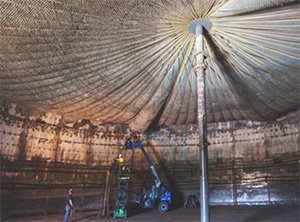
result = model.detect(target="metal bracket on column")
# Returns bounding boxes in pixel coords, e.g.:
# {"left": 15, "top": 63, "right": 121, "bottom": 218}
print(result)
{"left": 195, "top": 51, "right": 209, "bottom": 58}
{"left": 194, "top": 63, "right": 207, "bottom": 71}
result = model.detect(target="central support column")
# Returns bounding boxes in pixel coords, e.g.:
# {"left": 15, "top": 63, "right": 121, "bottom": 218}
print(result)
{"left": 188, "top": 19, "right": 212, "bottom": 222}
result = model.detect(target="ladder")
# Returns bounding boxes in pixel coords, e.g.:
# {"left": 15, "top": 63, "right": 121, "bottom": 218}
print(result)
{"left": 114, "top": 162, "right": 131, "bottom": 218}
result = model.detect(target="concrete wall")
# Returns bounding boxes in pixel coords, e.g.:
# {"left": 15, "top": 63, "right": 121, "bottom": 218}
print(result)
{"left": 0, "top": 103, "right": 299, "bottom": 219}
{"left": 0, "top": 103, "right": 130, "bottom": 219}
{"left": 145, "top": 119, "right": 299, "bottom": 206}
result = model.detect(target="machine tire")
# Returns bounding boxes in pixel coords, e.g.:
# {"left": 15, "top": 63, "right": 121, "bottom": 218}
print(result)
{"left": 158, "top": 201, "right": 169, "bottom": 213}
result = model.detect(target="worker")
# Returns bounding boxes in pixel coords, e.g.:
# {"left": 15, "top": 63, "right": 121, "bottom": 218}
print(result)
{"left": 64, "top": 188, "right": 74, "bottom": 222}
{"left": 113, "top": 153, "right": 126, "bottom": 177}
{"left": 114, "top": 153, "right": 124, "bottom": 165}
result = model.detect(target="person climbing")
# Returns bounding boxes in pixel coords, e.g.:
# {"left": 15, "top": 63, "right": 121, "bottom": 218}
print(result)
{"left": 64, "top": 188, "right": 74, "bottom": 222}
{"left": 113, "top": 153, "right": 126, "bottom": 178}
{"left": 115, "top": 153, "right": 124, "bottom": 165}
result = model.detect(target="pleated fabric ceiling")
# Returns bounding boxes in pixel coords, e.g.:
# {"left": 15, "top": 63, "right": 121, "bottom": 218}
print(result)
{"left": 1, "top": 0, "right": 299, "bottom": 130}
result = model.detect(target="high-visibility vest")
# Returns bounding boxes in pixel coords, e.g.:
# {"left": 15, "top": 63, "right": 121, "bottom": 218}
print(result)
{"left": 118, "top": 157, "right": 124, "bottom": 164}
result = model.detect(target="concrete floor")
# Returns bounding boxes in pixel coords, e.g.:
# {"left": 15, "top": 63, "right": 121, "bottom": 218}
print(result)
{"left": 3, "top": 205, "right": 299, "bottom": 222}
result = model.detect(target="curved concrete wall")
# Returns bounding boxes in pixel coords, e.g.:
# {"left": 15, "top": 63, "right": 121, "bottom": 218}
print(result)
{"left": 145, "top": 119, "right": 299, "bottom": 206}
{"left": 0, "top": 103, "right": 299, "bottom": 219}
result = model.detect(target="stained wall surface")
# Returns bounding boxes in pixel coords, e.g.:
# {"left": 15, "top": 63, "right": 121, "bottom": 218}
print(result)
{"left": 0, "top": 103, "right": 299, "bottom": 219}
{"left": 147, "top": 120, "right": 299, "bottom": 206}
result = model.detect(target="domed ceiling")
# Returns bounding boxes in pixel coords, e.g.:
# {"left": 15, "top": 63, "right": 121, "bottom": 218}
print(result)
{"left": 0, "top": 0, "right": 299, "bottom": 130}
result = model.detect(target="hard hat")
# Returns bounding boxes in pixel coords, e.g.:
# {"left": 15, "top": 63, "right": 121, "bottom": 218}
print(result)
{"left": 119, "top": 154, "right": 122, "bottom": 157}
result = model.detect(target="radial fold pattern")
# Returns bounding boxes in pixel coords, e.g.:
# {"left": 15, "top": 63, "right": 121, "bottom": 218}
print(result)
{"left": 0, "top": 0, "right": 299, "bottom": 130}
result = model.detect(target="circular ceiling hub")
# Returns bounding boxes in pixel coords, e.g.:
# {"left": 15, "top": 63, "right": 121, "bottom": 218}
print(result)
{"left": 188, "top": 19, "right": 212, "bottom": 34}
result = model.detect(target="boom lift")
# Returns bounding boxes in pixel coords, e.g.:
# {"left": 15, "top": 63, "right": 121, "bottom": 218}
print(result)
{"left": 125, "top": 138, "right": 172, "bottom": 213}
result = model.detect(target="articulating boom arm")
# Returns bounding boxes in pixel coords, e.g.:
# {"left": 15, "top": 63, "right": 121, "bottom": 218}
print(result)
{"left": 125, "top": 139, "right": 162, "bottom": 188}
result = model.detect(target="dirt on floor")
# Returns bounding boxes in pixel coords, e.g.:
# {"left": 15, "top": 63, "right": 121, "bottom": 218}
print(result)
{"left": 2, "top": 205, "right": 299, "bottom": 222}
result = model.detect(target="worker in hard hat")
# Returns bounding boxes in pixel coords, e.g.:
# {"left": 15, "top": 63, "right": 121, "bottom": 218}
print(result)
{"left": 116, "top": 154, "right": 124, "bottom": 165}
{"left": 113, "top": 153, "right": 126, "bottom": 178}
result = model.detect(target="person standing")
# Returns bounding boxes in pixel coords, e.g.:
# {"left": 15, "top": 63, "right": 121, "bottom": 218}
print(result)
{"left": 64, "top": 188, "right": 74, "bottom": 222}
{"left": 115, "top": 153, "right": 124, "bottom": 165}
{"left": 114, "top": 154, "right": 125, "bottom": 177}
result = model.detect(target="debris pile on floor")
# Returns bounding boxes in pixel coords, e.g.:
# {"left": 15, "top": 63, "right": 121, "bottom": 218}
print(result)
{"left": 184, "top": 194, "right": 200, "bottom": 208}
